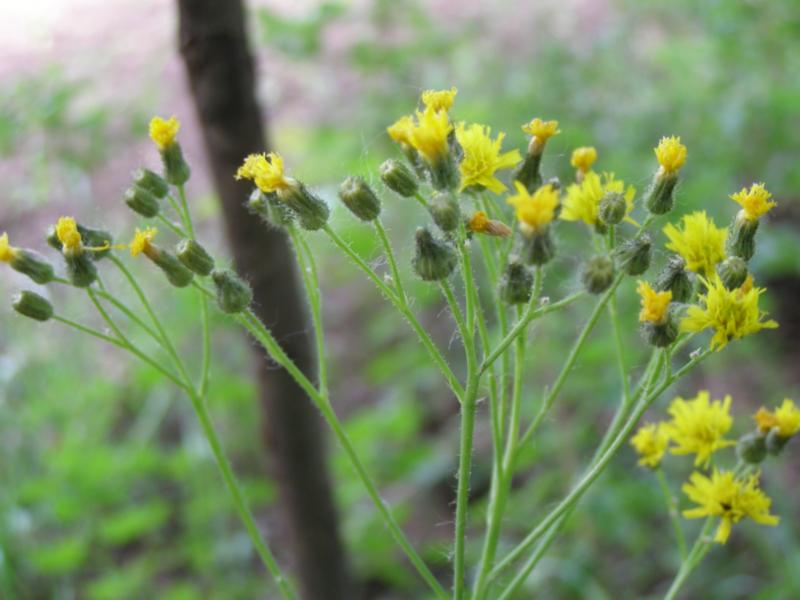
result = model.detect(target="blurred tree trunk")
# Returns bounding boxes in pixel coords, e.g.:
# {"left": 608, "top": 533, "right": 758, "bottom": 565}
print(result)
{"left": 176, "top": 1, "right": 351, "bottom": 598}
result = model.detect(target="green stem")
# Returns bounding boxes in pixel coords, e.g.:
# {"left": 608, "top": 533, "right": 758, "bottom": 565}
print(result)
{"left": 177, "top": 184, "right": 194, "bottom": 238}
{"left": 657, "top": 468, "right": 688, "bottom": 561}
{"left": 663, "top": 517, "right": 714, "bottom": 600}
{"left": 453, "top": 379, "right": 479, "bottom": 600}
{"left": 156, "top": 213, "right": 187, "bottom": 238}
{"left": 374, "top": 219, "right": 408, "bottom": 305}
{"left": 414, "top": 192, "right": 430, "bottom": 209}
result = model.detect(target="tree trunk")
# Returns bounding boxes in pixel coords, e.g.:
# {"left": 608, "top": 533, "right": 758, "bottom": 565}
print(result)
{"left": 176, "top": 1, "right": 351, "bottom": 598}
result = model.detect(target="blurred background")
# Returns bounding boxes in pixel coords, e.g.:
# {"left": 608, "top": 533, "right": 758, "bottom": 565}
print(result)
{"left": 1, "top": 0, "right": 799, "bottom": 598}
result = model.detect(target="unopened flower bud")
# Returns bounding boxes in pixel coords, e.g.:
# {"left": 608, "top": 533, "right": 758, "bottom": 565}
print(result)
{"left": 498, "top": 259, "right": 533, "bottom": 305}
{"left": 521, "top": 227, "right": 556, "bottom": 266}
{"left": 582, "top": 255, "right": 615, "bottom": 294}
{"left": 645, "top": 171, "right": 678, "bottom": 215}
{"left": 766, "top": 428, "right": 791, "bottom": 456}
{"left": 599, "top": 191, "right": 627, "bottom": 226}
{"left": 65, "top": 252, "right": 98, "bottom": 288}
{"left": 614, "top": 234, "right": 652, "bottom": 276}
{"left": 212, "top": 268, "right": 253, "bottom": 314}
{"left": 278, "top": 182, "right": 329, "bottom": 231}
{"left": 12, "top": 290, "right": 53, "bottom": 322}
{"left": 514, "top": 153, "right": 543, "bottom": 193}
{"left": 737, "top": 432, "right": 767, "bottom": 464}
{"left": 160, "top": 142, "right": 191, "bottom": 185}
{"left": 125, "top": 185, "right": 161, "bottom": 218}
{"left": 428, "top": 192, "right": 460, "bottom": 232}
{"left": 655, "top": 255, "right": 692, "bottom": 303}
{"left": 177, "top": 239, "right": 215, "bottom": 276}
{"left": 412, "top": 227, "right": 457, "bottom": 281}
{"left": 726, "top": 213, "right": 759, "bottom": 262}
{"left": 248, "top": 190, "right": 294, "bottom": 228}
{"left": 641, "top": 312, "right": 679, "bottom": 347}
{"left": 717, "top": 256, "right": 748, "bottom": 290}
{"left": 338, "top": 176, "right": 381, "bottom": 221}
{"left": 149, "top": 249, "right": 194, "bottom": 288}
{"left": 133, "top": 168, "right": 169, "bottom": 198}
{"left": 78, "top": 225, "right": 113, "bottom": 261}
{"left": 379, "top": 159, "right": 418, "bottom": 197}
{"left": 9, "top": 249, "right": 55, "bottom": 284}
{"left": 429, "top": 154, "right": 459, "bottom": 191}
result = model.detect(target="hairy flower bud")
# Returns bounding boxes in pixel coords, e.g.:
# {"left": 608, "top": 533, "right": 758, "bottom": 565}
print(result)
{"left": 766, "top": 428, "right": 791, "bottom": 456}
{"left": 149, "top": 249, "right": 194, "bottom": 288}
{"left": 278, "top": 182, "right": 329, "bottom": 231}
{"left": 248, "top": 190, "right": 294, "bottom": 228}
{"left": 160, "top": 142, "right": 191, "bottom": 185}
{"left": 125, "top": 185, "right": 161, "bottom": 218}
{"left": 429, "top": 153, "right": 459, "bottom": 192}
{"left": 412, "top": 227, "right": 457, "bottom": 281}
{"left": 498, "top": 259, "right": 533, "bottom": 305}
{"left": 428, "top": 191, "right": 460, "bottom": 232}
{"left": 737, "top": 432, "right": 767, "bottom": 464}
{"left": 9, "top": 249, "right": 55, "bottom": 284}
{"left": 65, "top": 252, "right": 98, "bottom": 288}
{"left": 212, "top": 268, "right": 253, "bottom": 314}
{"left": 379, "top": 159, "right": 418, "bottom": 197}
{"left": 12, "top": 290, "right": 53, "bottom": 322}
{"left": 655, "top": 255, "right": 693, "bottom": 303}
{"left": 727, "top": 213, "right": 759, "bottom": 262}
{"left": 177, "top": 239, "right": 215, "bottom": 276}
{"left": 645, "top": 172, "right": 678, "bottom": 215}
{"left": 582, "top": 255, "right": 615, "bottom": 294}
{"left": 338, "top": 176, "right": 381, "bottom": 221}
{"left": 133, "top": 168, "right": 169, "bottom": 198}
{"left": 599, "top": 191, "right": 627, "bottom": 226}
{"left": 615, "top": 234, "right": 652, "bottom": 276}
{"left": 641, "top": 311, "right": 679, "bottom": 347}
{"left": 79, "top": 225, "right": 113, "bottom": 260}
{"left": 521, "top": 227, "right": 556, "bottom": 266}
{"left": 717, "top": 256, "right": 748, "bottom": 290}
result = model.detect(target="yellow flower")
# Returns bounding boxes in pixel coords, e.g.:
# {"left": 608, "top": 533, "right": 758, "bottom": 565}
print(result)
{"left": 55, "top": 217, "right": 82, "bottom": 253}
{"left": 0, "top": 232, "right": 18, "bottom": 263}
{"left": 663, "top": 211, "right": 727, "bottom": 275}
{"left": 456, "top": 123, "right": 521, "bottom": 193}
{"left": 682, "top": 469, "right": 778, "bottom": 544}
{"left": 630, "top": 422, "right": 670, "bottom": 468}
{"left": 560, "top": 171, "right": 635, "bottom": 226}
{"left": 570, "top": 146, "right": 597, "bottom": 173}
{"left": 507, "top": 182, "right": 559, "bottom": 234}
{"left": 521, "top": 118, "right": 560, "bottom": 140}
{"left": 387, "top": 115, "right": 415, "bottom": 146}
{"left": 408, "top": 106, "right": 453, "bottom": 165}
{"left": 130, "top": 227, "right": 158, "bottom": 257}
{"left": 421, "top": 87, "right": 457, "bottom": 113}
{"left": 236, "top": 152, "right": 292, "bottom": 193}
{"left": 665, "top": 390, "right": 735, "bottom": 467}
{"left": 637, "top": 280, "right": 672, "bottom": 325}
{"left": 730, "top": 182, "right": 776, "bottom": 221}
{"left": 681, "top": 274, "right": 778, "bottom": 351}
{"left": 654, "top": 136, "right": 687, "bottom": 175}
{"left": 149, "top": 116, "right": 180, "bottom": 151}
{"left": 754, "top": 399, "right": 800, "bottom": 438}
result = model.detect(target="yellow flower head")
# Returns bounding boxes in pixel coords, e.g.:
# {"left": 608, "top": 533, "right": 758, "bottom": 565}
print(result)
{"left": 570, "top": 146, "right": 597, "bottom": 173}
{"left": 630, "top": 422, "right": 670, "bottom": 468}
{"left": 506, "top": 182, "right": 559, "bottom": 234}
{"left": 730, "top": 182, "right": 776, "bottom": 222}
{"left": 663, "top": 211, "right": 727, "bottom": 275}
{"left": 0, "top": 232, "right": 18, "bottom": 263}
{"left": 521, "top": 118, "right": 560, "bottom": 141}
{"left": 130, "top": 227, "right": 158, "bottom": 257}
{"left": 665, "top": 390, "right": 735, "bottom": 467}
{"left": 421, "top": 87, "right": 457, "bottom": 113}
{"left": 408, "top": 106, "right": 453, "bottom": 165}
{"left": 637, "top": 280, "right": 672, "bottom": 325}
{"left": 681, "top": 274, "right": 778, "bottom": 351}
{"left": 467, "top": 211, "right": 512, "bottom": 237}
{"left": 55, "top": 217, "right": 82, "bottom": 253}
{"left": 560, "top": 171, "right": 635, "bottom": 226}
{"left": 683, "top": 469, "right": 778, "bottom": 544}
{"left": 456, "top": 123, "right": 521, "bottom": 193}
{"left": 654, "top": 136, "right": 687, "bottom": 175}
{"left": 235, "top": 152, "right": 291, "bottom": 193}
{"left": 387, "top": 115, "right": 415, "bottom": 146}
{"left": 754, "top": 399, "right": 800, "bottom": 438}
{"left": 149, "top": 116, "right": 180, "bottom": 151}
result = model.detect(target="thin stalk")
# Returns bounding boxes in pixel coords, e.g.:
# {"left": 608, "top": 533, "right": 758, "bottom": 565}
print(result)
{"left": 414, "top": 192, "right": 430, "bottom": 209}
{"left": 663, "top": 517, "right": 715, "bottom": 600}
{"left": 657, "top": 468, "right": 688, "bottom": 560}
{"left": 156, "top": 213, "right": 187, "bottom": 238}
{"left": 177, "top": 184, "right": 194, "bottom": 238}
{"left": 374, "top": 219, "right": 407, "bottom": 304}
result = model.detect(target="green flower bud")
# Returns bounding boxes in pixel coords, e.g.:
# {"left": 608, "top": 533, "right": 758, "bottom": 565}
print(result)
{"left": 641, "top": 312, "right": 679, "bottom": 348}
{"left": 412, "top": 227, "right": 457, "bottom": 281}
{"left": 645, "top": 171, "right": 678, "bottom": 215}
{"left": 429, "top": 154, "right": 459, "bottom": 191}
{"left": 46, "top": 226, "right": 62, "bottom": 251}
{"left": 160, "top": 142, "right": 191, "bottom": 185}
{"left": 737, "top": 432, "right": 767, "bottom": 464}
{"left": 379, "top": 159, "right": 418, "bottom": 197}
{"left": 582, "top": 255, "right": 615, "bottom": 294}
{"left": 655, "top": 255, "right": 693, "bottom": 303}
{"left": 278, "top": 182, "right": 329, "bottom": 231}
{"left": 248, "top": 190, "right": 294, "bottom": 228}
{"left": 614, "top": 234, "right": 652, "bottom": 276}
{"left": 428, "top": 191, "right": 460, "bottom": 232}
{"left": 726, "top": 213, "right": 759, "bottom": 262}
{"left": 514, "top": 153, "right": 543, "bottom": 193}
{"left": 9, "top": 249, "right": 55, "bottom": 284}
{"left": 133, "top": 167, "right": 169, "bottom": 198}
{"left": 766, "top": 428, "right": 791, "bottom": 456}
{"left": 12, "top": 290, "right": 53, "bottom": 322}
{"left": 498, "top": 259, "right": 533, "bottom": 305}
{"left": 521, "top": 227, "right": 556, "bottom": 266}
{"left": 125, "top": 185, "right": 161, "bottom": 218}
{"left": 149, "top": 249, "right": 194, "bottom": 288}
{"left": 212, "top": 268, "right": 253, "bottom": 314}
{"left": 176, "top": 239, "right": 215, "bottom": 276}
{"left": 599, "top": 191, "right": 627, "bottom": 226}
{"left": 717, "top": 256, "right": 748, "bottom": 290}
{"left": 64, "top": 251, "right": 98, "bottom": 288}
{"left": 338, "top": 176, "right": 381, "bottom": 221}
{"left": 77, "top": 225, "right": 113, "bottom": 261}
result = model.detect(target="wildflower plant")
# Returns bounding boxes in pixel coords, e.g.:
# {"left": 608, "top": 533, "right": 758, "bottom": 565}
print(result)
{"left": 3, "top": 88, "right": 792, "bottom": 599}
